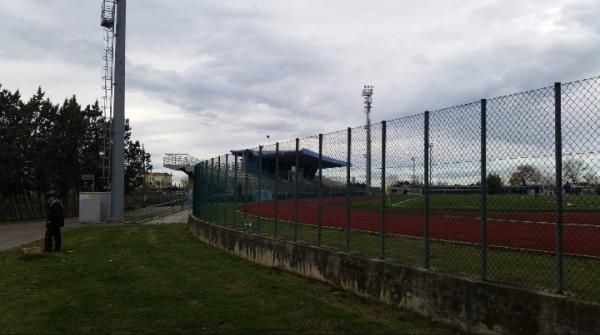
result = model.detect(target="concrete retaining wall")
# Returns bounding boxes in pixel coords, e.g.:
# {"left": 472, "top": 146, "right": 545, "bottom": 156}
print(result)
{"left": 188, "top": 215, "right": 600, "bottom": 334}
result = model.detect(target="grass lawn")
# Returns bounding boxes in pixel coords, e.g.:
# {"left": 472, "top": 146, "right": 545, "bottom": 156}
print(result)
{"left": 198, "top": 203, "right": 600, "bottom": 303}
{"left": 352, "top": 194, "right": 600, "bottom": 212}
{"left": 0, "top": 224, "right": 455, "bottom": 334}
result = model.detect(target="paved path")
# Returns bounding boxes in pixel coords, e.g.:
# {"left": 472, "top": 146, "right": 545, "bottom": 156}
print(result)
{"left": 0, "top": 218, "right": 79, "bottom": 252}
{"left": 0, "top": 209, "right": 191, "bottom": 252}
{"left": 144, "top": 209, "right": 190, "bottom": 224}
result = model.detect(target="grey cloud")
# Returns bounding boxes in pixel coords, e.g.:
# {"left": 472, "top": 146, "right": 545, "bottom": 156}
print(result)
{"left": 3, "top": 0, "right": 600, "bottom": 168}
{"left": 0, "top": 2, "right": 103, "bottom": 67}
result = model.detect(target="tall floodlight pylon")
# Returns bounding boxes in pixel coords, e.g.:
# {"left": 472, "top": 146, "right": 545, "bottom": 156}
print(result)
{"left": 100, "top": 0, "right": 115, "bottom": 192}
{"left": 362, "top": 85, "right": 374, "bottom": 195}
{"left": 101, "top": 0, "right": 126, "bottom": 222}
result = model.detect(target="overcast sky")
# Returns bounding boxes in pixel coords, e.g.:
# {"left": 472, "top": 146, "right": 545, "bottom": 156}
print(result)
{"left": 2, "top": 0, "right": 600, "bottom": 180}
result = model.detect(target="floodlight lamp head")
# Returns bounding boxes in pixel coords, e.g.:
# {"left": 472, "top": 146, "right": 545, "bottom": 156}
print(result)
{"left": 362, "top": 85, "right": 374, "bottom": 98}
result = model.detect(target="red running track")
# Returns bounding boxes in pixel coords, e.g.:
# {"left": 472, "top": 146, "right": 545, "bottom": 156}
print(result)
{"left": 238, "top": 197, "right": 600, "bottom": 257}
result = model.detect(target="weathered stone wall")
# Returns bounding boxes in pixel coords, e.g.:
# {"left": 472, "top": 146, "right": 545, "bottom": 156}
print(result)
{"left": 188, "top": 216, "right": 600, "bottom": 334}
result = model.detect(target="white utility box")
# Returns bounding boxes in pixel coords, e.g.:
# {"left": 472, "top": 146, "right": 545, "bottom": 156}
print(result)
{"left": 79, "top": 192, "right": 111, "bottom": 223}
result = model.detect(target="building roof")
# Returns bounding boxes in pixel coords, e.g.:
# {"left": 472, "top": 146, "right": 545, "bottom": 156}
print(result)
{"left": 230, "top": 148, "right": 347, "bottom": 169}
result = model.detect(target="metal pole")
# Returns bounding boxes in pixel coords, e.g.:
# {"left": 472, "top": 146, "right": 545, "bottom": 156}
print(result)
{"left": 380, "top": 121, "right": 387, "bottom": 260}
{"left": 244, "top": 151, "right": 249, "bottom": 229}
{"left": 366, "top": 116, "right": 372, "bottom": 195}
{"left": 429, "top": 144, "right": 433, "bottom": 185}
{"left": 233, "top": 155, "right": 238, "bottom": 227}
{"left": 193, "top": 163, "right": 199, "bottom": 217}
{"left": 199, "top": 162, "right": 204, "bottom": 217}
{"left": 346, "top": 127, "right": 352, "bottom": 252}
{"left": 217, "top": 156, "right": 221, "bottom": 224}
{"left": 204, "top": 160, "right": 208, "bottom": 221}
{"left": 109, "top": 0, "right": 127, "bottom": 222}
{"left": 204, "top": 160, "right": 209, "bottom": 220}
{"left": 202, "top": 162, "right": 206, "bottom": 215}
{"left": 258, "top": 146, "right": 263, "bottom": 234}
{"left": 210, "top": 158, "right": 214, "bottom": 223}
{"left": 424, "top": 111, "right": 431, "bottom": 269}
{"left": 224, "top": 154, "right": 229, "bottom": 226}
{"left": 555, "top": 82, "right": 564, "bottom": 294}
{"left": 412, "top": 157, "right": 416, "bottom": 185}
{"left": 142, "top": 144, "right": 146, "bottom": 207}
{"left": 294, "top": 138, "right": 300, "bottom": 242}
{"left": 480, "top": 99, "right": 488, "bottom": 280}
{"left": 275, "top": 142, "right": 280, "bottom": 238}
{"left": 198, "top": 162, "right": 204, "bottom": 218}
{"left": 318, "top": 134, "right": 323, "bottom": 246}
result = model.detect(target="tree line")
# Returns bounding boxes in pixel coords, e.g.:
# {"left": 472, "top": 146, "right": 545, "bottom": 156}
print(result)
{"left": 385, "top": 159, "right": 596, "bottom": 195}
{"left": 0, "top": 85, "right": 151, "bottom": 220}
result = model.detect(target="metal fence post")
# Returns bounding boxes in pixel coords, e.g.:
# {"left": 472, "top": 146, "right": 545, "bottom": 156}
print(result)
{"left": 210, "top": 158, "right": 215, "bottom": 223}
{"left": 380, "top": 121, "right": 387, "bottom": 260}
{"left": 224, "top": 154, "right": 229, "bottom": 226}
{"left": 346, "top": 127, "right": 351, "bottom": 252}
{"left": 202, "top": 162, "right": 207, "bottom": 215}
{"left": 202, "top": 161, "right": 206, "bottom": 218}
{"left": 424, "top": 111, "right": 431, "bottom": 269}
{"left": 275, "top": 142, "right": 280, "bottom": 238}
{"left": 204, "top": 160, "right": 209, "bottom": 220}
{"left": 202, "top": 161, "right": 206, "bottom": 215}
{"left": 480, "top": 99, "right": 488, "bottom": 280}
{"left": 194, "top": 163, "right": 199, "bottom": 217}
{"left": 233, "top": 155, "right": 238, "bottom": 227}
{"left": 555, "top": 82, "right": 564, "bottom": 294}
{"left": 217, "top": 156, "right": 221, "bottom": 224}
{"left": 258, "top": 145, "right": 263, "bottom": 234}
{"left": 244, "top": 151, "right": 249, "bottom": 229}
{"left": 194, "top": 163, "right": 200, "bottom": 217}
{"left": 294, "top": 138, "right": 300, "bottom": 242}
{"left": 318, "top": 134, "right": 323, "bottom": 246}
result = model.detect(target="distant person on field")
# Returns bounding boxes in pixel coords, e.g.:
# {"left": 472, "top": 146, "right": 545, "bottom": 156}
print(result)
{"left": 45, "top": 191, "right": 64, "bottom": 252}
{"left": 563, "top": 181, "right": 573, "bottom": 197}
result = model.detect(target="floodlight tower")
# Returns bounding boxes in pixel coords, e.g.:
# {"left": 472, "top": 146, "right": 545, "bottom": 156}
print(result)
{"left": 362, "top": 85, "right": 374, "bottom": 195}
{"left": 101, "top": 0, "right": 127, "bottom": 222}
{"left": 100, "top": 0, "right": 115, "bottom": 191}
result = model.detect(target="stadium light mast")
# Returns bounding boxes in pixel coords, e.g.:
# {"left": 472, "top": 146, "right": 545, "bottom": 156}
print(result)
{"left": 362, "top": 85, "right": 374, "bottom": 195}
{"left": 102, "top": 0, "right": 127, "bottom": 222}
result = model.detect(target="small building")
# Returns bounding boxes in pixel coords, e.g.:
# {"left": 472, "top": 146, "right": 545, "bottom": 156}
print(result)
{"left": 145, "top": 172, "right": 173, "bottom": 190}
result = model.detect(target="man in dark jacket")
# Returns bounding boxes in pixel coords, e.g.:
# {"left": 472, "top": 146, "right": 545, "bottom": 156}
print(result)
{"left": 45, "top": 191, "right": 64, "bottom": 252}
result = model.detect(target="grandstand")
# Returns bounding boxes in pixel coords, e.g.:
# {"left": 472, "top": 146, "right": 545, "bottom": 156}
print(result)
{"left": 230, "top": 148, "right": 347, "bottom": 180}
{"left": 198, "top": 148, "right": 348, "bottom": 202}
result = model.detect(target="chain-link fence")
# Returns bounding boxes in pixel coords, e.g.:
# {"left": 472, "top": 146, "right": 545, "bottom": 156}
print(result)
{"left": 192, "top": 76, "right": 600, "bottom": 302}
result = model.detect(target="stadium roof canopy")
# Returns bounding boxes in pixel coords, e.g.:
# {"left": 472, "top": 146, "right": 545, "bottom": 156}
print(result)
{"left": 231, "top": 148, "right": 346, "bottom": 179}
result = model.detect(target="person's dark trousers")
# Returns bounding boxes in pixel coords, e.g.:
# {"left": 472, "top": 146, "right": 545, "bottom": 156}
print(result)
{"left": 44, "top": 227, "right": 62, "bottom": 251}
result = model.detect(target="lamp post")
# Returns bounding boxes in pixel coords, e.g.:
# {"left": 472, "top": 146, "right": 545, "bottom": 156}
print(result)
{"left": 362, "top": 85, "right": 374, "bottom": 195}
{"left": 429, "top": 143, "right": 434, "bottom": 185}
{"left": 411, "top": 156, "right": 416, "bottom": 185}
